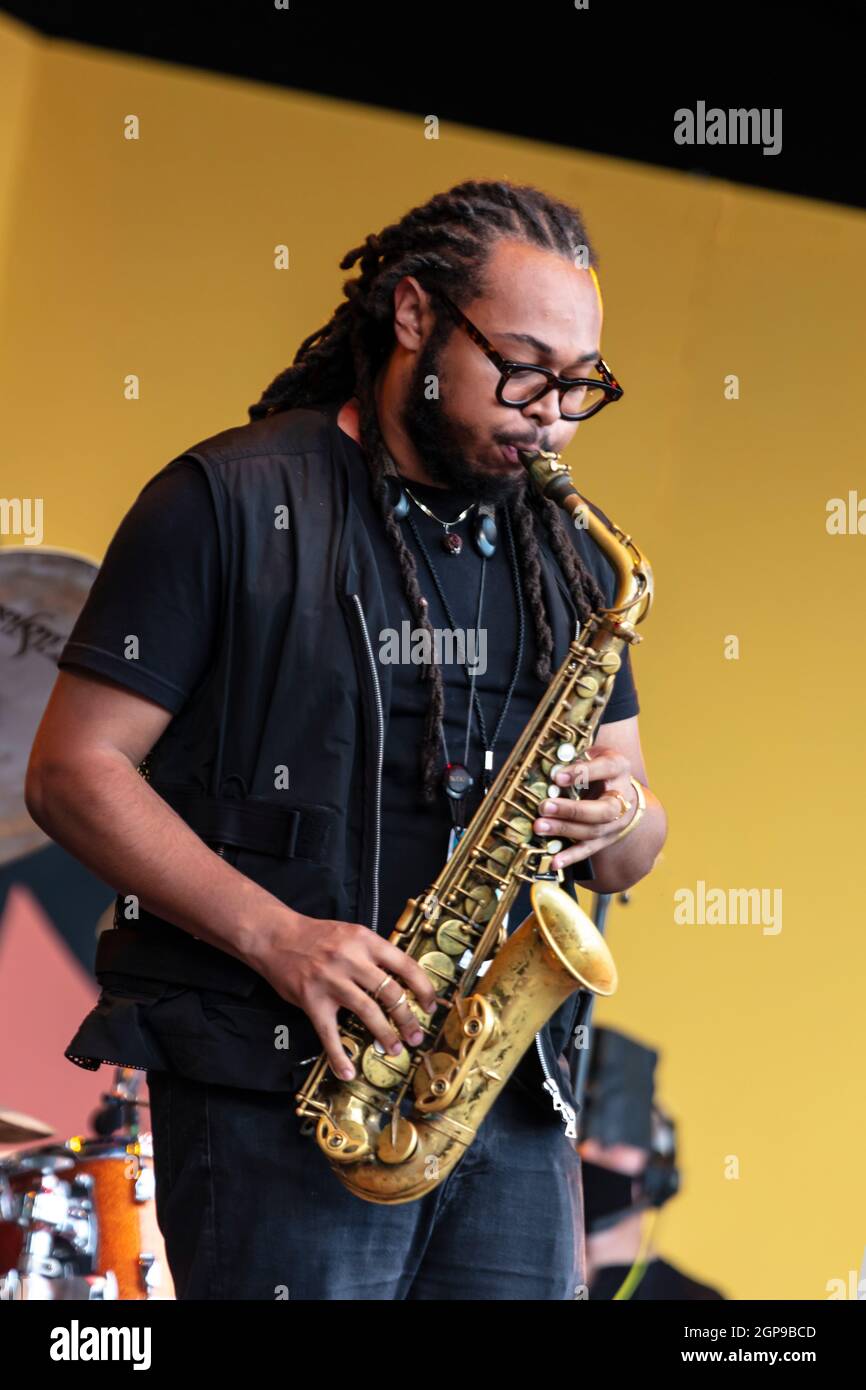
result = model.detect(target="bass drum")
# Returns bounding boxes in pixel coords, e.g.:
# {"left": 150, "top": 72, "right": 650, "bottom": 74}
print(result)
{"left": 0, "top": 1134, "right": 174, "bottom": 1300}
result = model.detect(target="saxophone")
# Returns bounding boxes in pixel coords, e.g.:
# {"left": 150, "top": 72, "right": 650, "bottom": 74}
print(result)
{"left": 295, "top": 447, "right": 654, "bottom": 1203}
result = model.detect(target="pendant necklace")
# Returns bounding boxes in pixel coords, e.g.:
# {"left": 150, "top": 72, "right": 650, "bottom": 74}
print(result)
{"left": 404, "top": 505, "right": 526, "bottom": 860}
{"left": 402, "top": 484, "right": 476, "bottom": 556}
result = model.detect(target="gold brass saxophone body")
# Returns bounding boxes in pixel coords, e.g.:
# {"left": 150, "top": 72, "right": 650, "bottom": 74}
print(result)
{"left": 295, "top": 447, "right": 654, "bottom": 1203}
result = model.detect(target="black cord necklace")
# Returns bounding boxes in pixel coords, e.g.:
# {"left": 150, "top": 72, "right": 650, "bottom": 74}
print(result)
{"left": 404, "top": 504, "right": 526, "bottom": 830}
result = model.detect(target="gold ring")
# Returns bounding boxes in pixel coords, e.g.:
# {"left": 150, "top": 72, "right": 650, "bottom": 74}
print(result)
{"left": 608, "top": 777, "right": 647, "bottom": 844}
{"left": 384, "top": 990, "right": 408, "bottom": 1014}
{"left": 372, "top": 973, "right": 394, "bottom": 1002}
{"left": 607, "top": 789, "right": 633, "bottom": 819}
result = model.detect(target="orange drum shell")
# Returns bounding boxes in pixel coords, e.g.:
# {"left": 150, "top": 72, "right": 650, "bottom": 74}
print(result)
{"left": 73, "top": 1151, "right": 174, "bottom": 1301}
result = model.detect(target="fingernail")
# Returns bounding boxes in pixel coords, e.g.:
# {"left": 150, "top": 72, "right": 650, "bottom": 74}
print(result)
{"left": 340, "top": 1065, "right": 354, "bottom": 1079}
{"left": 542, "top": 801, "right": 556, "bottom": 813}
{"left": 537, "top": 819, "right": 550, "bottom": 832}
{"left": 389, "top": 1041, "right": 403, "bottom": 1055}
{"left": 409, "top": 1031, "right": 424, "bottom": 1045}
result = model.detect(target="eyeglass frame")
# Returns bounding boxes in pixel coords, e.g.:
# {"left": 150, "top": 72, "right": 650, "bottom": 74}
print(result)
{"left": 430, "top": 288, "right": 624, "bottom": 421}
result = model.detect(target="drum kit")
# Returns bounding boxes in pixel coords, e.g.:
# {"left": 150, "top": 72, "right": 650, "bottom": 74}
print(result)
{"left": 0, "top": 548, "right": 173, "bottom": 1299}
{"left": 0, "top": 1069, "right": 174, "bottom": 1300}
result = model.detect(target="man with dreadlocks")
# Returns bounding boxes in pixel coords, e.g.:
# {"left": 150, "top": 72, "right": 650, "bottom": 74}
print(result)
{"left": 28, "top": 179, "right": 666, "bottom": 1300}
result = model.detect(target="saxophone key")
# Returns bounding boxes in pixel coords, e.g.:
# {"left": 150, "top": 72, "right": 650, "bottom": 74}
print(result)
{"left": 413, "top": 1053, "right": 460, "bottom": 1105}
{"left": 574, "top": 672, "right": 602, "bottom": 698}
{"left": 435, "top": 918, "right": 474, "bottom": 956}
{"left": 361, "top": 1042, "right": 412, "bottom": 1089}
{"left": 500, "top": 814, "right": 533, "bottom": 846}
{"left": 462, "top": 883, "right": 497, "bottom": 922}
{"left": 417, "top": 950, "right": 457, "bottom": 988}
{"left": 376, "top": 1116, "right": 419, "bottom": 1165}
{"left": 316, "top": 1115, "right": 371, "bottom": 1163}
{"left": 596, "top": 650, "right": 622, "bottom": 675}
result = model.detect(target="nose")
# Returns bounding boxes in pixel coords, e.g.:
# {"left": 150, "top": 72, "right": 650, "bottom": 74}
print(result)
{"left": 523, "top": 384, "right": 573, "bottom": 434}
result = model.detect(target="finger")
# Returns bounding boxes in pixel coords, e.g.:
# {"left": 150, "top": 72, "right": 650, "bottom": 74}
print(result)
{"left": 373, "top": 940, "right": 439, "bottom": 1014}
{"left": 308, "top": 1004, "right": 359, "bottom": 1080}
{"left": 355, "top": 957, "right": 431, "bottom": 1037}
{"left": 535, "top": 817, "right": 601, "bottom": 842}
{"left": 535, "top": 792, "right": 623, "bottom": 831}
{"left": 341, "top": 980, "right": 425, "bottom": 1054}
{"left": 371, "top": 973, "right": 430, "bottom": 1045}
{"left": 554, "top": 752, "right": 628, "bottom": 789}
{"left": 550, "top": 835, "right": 615, "bottom": 870}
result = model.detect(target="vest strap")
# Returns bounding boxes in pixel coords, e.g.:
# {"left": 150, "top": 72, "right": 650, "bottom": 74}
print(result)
{"left": 156, "top": 786, "right": 335, "bottom": 862}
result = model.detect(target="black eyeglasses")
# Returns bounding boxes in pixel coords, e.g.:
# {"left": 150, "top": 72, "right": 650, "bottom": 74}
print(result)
{"left": 433, "top": 289, "right": 623, "bottom": 422}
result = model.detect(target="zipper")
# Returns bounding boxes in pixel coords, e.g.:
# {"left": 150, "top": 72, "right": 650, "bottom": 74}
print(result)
{"left": 535, "top": 1031, "right": 578, "bottom": 1140}
{"left": 349, "top": 593, "right": 384, "bottom": 934}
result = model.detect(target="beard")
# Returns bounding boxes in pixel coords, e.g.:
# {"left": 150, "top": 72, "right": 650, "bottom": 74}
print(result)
{"left": 397, "top": 331, "right": 532, "bottom": 507}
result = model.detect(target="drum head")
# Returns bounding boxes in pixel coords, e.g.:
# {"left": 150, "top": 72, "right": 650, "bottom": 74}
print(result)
{"left": 0, "top": 1147, "right": 75, "bottom": 1176}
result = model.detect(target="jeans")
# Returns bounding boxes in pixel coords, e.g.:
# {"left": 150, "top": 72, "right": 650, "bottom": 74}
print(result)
{"left": 146, "top": 1069, "right": 586, "bottom": 1300}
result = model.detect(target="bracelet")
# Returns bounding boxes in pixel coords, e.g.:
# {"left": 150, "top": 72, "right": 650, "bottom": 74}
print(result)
{"left": 606, "top": 776, "right": 647, "bottom": 846}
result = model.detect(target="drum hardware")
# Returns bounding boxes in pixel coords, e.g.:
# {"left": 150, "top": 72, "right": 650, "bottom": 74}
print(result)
{"left": 0, "top": 1072, "right": 174, "bottom": 1300}
{"left": 1, "top": 1269, "right": 119, "bottom": 1300}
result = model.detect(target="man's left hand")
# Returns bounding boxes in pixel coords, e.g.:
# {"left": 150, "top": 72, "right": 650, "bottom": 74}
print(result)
{"left": 532, "top": 744, "right": 637, "bottom": 871}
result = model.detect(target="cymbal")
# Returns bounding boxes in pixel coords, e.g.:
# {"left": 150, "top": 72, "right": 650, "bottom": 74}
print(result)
{"left": 0, "top": 1108, "right": 55, "bottom": 1144}
{"left": 0, "top": 547, "right": 98, "bottom": 866}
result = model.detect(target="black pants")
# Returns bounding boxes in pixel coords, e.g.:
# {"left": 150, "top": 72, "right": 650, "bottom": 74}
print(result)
{"left": 146, "top": 1069, "right": 586, "bottom": 1300}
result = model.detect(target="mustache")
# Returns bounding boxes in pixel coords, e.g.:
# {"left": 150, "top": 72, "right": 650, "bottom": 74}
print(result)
{"left": 499, "top": 435, "right": 543, "bottom": 450}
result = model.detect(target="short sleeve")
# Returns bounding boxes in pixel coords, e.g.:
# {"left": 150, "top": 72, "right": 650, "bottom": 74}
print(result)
{"left": 58, "top": 458, "right": 221, "bottom": 713}
{"left": 600, "top": 639, "right": 639, "bottom": 726}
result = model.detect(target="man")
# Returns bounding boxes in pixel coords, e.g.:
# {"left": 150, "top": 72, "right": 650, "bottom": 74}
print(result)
{"left": 26, "top": 178, "right": 667, "bottom": 1299}
{"left": 578, "top": 1028, "right": 725, "bottom": 1300}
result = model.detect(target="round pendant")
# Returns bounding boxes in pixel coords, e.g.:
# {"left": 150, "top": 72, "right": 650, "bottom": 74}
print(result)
{"left": 442, "top": 761, "right": 473, "bottom": 800}
{"left": 443, "top": 531, "right": 463, "bottom": 555}
{"left": 475, "top": 512, "right": 497, "bottom": 559}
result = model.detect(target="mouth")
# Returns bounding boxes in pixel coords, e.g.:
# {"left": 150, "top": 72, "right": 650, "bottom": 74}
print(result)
{"left": 499, "top": 444, "right": 532, "bottom": 466}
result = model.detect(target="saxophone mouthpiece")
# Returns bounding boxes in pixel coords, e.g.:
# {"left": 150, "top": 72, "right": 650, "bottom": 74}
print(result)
{"left": 517, "top": 447, "right": 577, "bottom": 511}
{"left": 516, "top": 446, "right": 560, "bottom": 469}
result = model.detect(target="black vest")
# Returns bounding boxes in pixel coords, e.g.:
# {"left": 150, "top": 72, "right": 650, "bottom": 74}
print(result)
{"left": 95, "top": 403, "right": 594, "bottom": 1120}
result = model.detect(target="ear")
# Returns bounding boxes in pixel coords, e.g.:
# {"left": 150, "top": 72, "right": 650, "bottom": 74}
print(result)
{"left": 392, "top": 275, "right": 432, "bottom": 351}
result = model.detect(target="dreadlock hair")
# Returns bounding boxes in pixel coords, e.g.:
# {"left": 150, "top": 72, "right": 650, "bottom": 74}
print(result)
{"left": 248, "top": 179, "right": 609, "bottom": 803}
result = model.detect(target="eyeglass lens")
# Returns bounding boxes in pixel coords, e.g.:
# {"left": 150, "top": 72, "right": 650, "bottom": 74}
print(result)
{"left": 501, "top": 368, "right": 608, "bottom": 415}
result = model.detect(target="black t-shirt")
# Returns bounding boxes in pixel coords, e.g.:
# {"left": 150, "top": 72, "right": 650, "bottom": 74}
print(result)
{"left": 60, "top": 408, "right": 639, "bottom": 1092}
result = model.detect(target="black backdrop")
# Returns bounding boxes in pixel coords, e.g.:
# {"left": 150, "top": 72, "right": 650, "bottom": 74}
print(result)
{"left": 1, "top": 0, "right": 862, "bottom": 211}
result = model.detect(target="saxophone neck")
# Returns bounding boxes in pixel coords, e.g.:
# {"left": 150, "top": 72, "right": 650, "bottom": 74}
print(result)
{"left": 518, "top": 447, "right": 654, "bottom": 629}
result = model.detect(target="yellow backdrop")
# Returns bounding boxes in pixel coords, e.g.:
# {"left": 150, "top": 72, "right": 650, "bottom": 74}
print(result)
{"left": 2, "top": 12, "right": 864, "bottom": 1301}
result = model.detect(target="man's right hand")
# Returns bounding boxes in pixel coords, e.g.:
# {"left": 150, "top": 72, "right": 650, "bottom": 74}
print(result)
{"left": 245, "top": 910, "right": 440, "bottom": 1081}
{"left": 25, "top": 671, "right": 440, "bottom": 1084}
